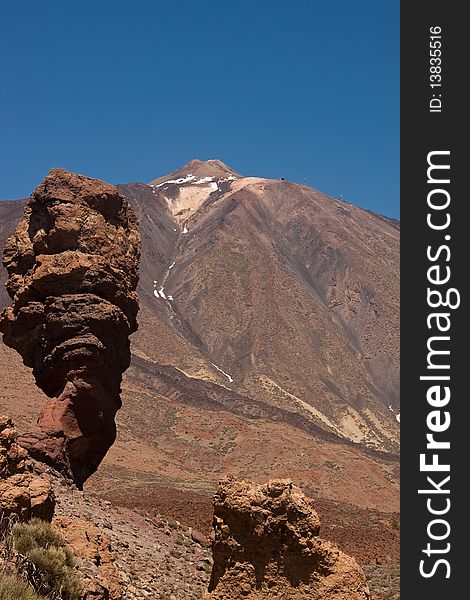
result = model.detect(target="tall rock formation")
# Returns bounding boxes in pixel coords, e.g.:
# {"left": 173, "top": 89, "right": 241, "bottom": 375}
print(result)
{"left": 0, "top": 169, "right": 140, "bottom": 486}
{"left": 204, "top": 476, "right": 370, "bottom": 600}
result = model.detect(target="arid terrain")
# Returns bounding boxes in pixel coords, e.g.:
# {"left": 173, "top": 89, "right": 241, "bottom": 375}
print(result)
{"left": 0, "top": 160, "right": 399, "bottom": 598}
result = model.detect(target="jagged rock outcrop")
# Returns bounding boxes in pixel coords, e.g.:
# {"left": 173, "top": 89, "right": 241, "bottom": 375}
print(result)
{"left": 0, "top": 415, "right": 55, "bottom": 521}
{"left": 0, "top": 169, "right": 140, "bottom": 486}
{"left": 204, "top": 476, "right": 370, "bottom": 600}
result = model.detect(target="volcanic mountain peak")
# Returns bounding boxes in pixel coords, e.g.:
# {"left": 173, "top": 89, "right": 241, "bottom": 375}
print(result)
{"left": 149, "top": 159, "right": 242, "bottom": 223}
{"left": 149, "top": 159, "right": 241, "bottom": 187}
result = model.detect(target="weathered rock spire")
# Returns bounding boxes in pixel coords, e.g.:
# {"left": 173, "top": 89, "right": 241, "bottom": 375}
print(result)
{"left": 0, "top": 168, "right": 140, "bottom": 486}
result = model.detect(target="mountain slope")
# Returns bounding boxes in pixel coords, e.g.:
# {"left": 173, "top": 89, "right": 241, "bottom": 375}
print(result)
{"left": 149, "top": 174, "right": 399, "bottom": 450}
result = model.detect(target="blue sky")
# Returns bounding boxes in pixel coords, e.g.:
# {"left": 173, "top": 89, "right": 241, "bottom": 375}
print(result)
{"left": 0, "top": 1, "right": 399, "bottom": 217}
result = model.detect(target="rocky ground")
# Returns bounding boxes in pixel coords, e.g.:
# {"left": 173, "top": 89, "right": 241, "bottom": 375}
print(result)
{"left": 53, "top": 479, "right": 212, "bottom": 600}
{"left": 364, "top": 562, "right": 400, "bottom": 600}
{"left": 53, "top": 478, "right": 399, "bottom": 600}
{"left": 2, "top": 420, "right": 398, "bottom": 599}
{"left": 111, "top": 490, "right": 400, "bottom": 565}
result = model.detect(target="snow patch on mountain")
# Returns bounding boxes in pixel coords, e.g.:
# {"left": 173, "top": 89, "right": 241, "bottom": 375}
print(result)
{"left": 152, "top": 174, "right": 195, "bottom": 188}
{"left": 212, "top": 363, "right": 234, "bottom": 383}
{"left": 153, "top": 281, "right": 169, "bottom": 300}
{"left": 388, "top": 405, "right": 400, "bottom": 423}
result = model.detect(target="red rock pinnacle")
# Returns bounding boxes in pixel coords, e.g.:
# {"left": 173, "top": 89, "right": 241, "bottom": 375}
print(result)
{"left": 0, "top": 169, "right": 140, "bottom": 486}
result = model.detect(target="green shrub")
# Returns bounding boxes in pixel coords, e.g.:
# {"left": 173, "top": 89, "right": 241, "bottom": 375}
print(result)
{"left": 10, "top": 519, "right": 81, "bottom": 600}
{"left": 391, "top": 518, "right": 400, "bottom": 531}
{"left": 0, "top": 573, "right": 42, "bottom": 600}
{"left": 10, "top": 520, "right": 72, "bottom": 561}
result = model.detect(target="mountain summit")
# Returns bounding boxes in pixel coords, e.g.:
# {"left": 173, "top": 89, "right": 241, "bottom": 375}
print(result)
{"left": 148, "top": 159, "right": 242, "bottom": 222}
{"left": 149, "top": 159, "right": 241, "bottom": 186}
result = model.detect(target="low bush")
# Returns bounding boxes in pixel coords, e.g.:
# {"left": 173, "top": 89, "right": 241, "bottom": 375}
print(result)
{"left": 10, "top": 519, "right": 81, "bottom": 600}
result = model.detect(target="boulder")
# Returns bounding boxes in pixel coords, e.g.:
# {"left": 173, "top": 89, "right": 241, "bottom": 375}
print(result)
{"left": 203, "top": 476, "right": 370, "bottom": 600}
{"left": 191, "top": 528, "right": 211, "bottom": 548}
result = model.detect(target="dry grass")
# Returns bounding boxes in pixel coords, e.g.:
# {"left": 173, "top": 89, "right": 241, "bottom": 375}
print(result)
{"left": 0, "top": 573, "right": 43, "bottom": 600}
